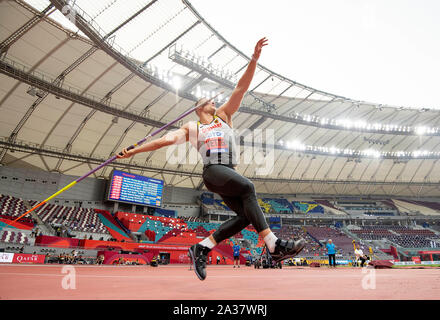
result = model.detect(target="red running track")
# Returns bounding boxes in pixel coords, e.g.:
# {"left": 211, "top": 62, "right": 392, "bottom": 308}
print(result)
{"left": 0, "top": 264, "right": 439, "bottom": 300}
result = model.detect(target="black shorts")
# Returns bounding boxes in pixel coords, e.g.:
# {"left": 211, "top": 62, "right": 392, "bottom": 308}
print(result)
{"left": 234, "top": 256, "right": 239, "bottom": 260}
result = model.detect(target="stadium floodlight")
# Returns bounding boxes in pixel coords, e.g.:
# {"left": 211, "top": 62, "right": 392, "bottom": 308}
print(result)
{"left": 339, "top": 119, "right": 352, "bottom": 128}
{"left": 172, "top": 76, "right": 181, "bottom": 90}
{"left": 354, "top": 121, "right": 367, "bottom": 129}
{"left": 415, "top": 127, "right": 427, "bottom": 135}
{"left": 363, "top": 149, "right": 381, "bottom": 158}
{"left": 289, "top": 140, "right": 306, "bottom": 151}
{"left": 413, "top": 150, "right": 429, "bottom": 158}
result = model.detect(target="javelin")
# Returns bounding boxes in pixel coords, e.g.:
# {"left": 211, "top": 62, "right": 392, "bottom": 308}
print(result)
{"left": 6, "top": 92, "right": 224, "bottom": 228}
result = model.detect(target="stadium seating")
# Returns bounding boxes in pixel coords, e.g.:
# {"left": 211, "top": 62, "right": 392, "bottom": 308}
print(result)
{"left": 391, "top": 199, "right": 439, "bottom": 216}
{"left": 261, "top": 198, "right": 293, "bottom": 214}
{"left": 350, "top": 225, "right": 440, "bottom": 248}
{"left": 202, "top": 195, "right": 294, "bottom": 214}
{"left": 305, "top": 226, "right": 355, "bottom": 255}
{"left": 332, "top": 200, "right": 397, "bottom": 216}
{"left": 0, "top": 230, "right": 30, "bottom": 245}
{"left": 28, "top": 200, "right": 107, "bottom": 234}
{"left": 350, "top": 225, "right": 396, "bottom": 240}
{"left": 0, "top": 194, "right": 35, "bottom": 224}
{"left": 257, "top": 199, "right": 271, "bottom": 213}
{"left": 214, "top": 200, "right": 231, "bottom": 211}
{"left": 292, "top": 201, "right": 324, "bottom": 214}
{"left": 3, "top": 189, "right": 438, "bottom": 255}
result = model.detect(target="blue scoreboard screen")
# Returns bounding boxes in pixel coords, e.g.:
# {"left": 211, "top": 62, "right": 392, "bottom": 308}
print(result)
{"left": 107, "top": 170, "right": 164, "bottom": 207}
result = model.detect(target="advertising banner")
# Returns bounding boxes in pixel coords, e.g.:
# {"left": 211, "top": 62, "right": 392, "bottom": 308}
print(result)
{"left": 411, "top": 256, "right": 421, "bottom": 264}
{"left": 421, "top": 261, "right": 440, "bottom": 265}
{"left": 12, "top": 253, "right": 46, "bottom": 264}
{"left": 393, "top": 261, "right": 415, "bottom": 265}
{"left": 0, "top": 252, "right": 14, "bottom": 263}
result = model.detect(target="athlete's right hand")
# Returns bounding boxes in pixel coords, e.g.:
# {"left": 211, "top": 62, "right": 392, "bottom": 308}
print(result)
{"left": 117, "top": 147, "right": 134, "bottom": 159}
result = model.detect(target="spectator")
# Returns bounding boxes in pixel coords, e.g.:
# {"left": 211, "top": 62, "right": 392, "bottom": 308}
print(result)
{"left": 96, "top": 254, "right": 104, "bottom": 265}
{"left": 72, "top": 250, "right": 78, "bottom": 264}
{"left": 355, "top": 245, "right": 367, "bottom": 267}
{"left": 233, "top": 242, "right": 241, "bottom": 268}
{"left": 216, "top": 256, "right": 220, "bottom": 265}
{"left": 325, "top": 239, "right": 336, "bottom": 268}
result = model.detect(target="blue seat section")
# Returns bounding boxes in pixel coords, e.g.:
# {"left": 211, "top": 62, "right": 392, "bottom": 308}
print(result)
{"left": 292, "top": 201, "right": 324, "bottom": 214}
{"left": 214, "top": 200, "right": 231, "bottom": 211}
{"left": 154, "top": 208, "right": 176, "bottom": 218}
{"left": 186, "top": 221, "right": 221, "bottom": 232}
{"left": 201, "top": 193, "right": 215, "bottom": 205}
{"left": 241, "top": 229, "right": 259, "bottom": 246}
{"left": 261, "top": 198, "right": 293, "bottom": 214}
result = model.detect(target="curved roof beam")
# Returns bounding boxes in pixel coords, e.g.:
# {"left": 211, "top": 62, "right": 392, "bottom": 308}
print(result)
{"left": 48, "top": 0, "right": 440, "bottom": 137}
{"left": 2, "top": 137, "right": 439, "bottom": 187}
{"left": 4, "top": 56, "right": 440, "bottom": 162}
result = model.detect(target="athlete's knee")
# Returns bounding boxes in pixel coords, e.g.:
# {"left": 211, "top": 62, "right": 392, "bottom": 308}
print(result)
{"left": 241, "top": 179, "right": 256, "bottom": 196}
{"left": 236, "top": 215, "right": 250, "bottom": 227}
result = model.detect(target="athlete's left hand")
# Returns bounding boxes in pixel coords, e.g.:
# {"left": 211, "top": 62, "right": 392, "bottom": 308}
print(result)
{"left": 253, "top": 37, "right": 268, "bottom": 61}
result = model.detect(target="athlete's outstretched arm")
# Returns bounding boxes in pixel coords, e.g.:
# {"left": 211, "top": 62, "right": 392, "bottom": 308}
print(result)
{"left": 217, "top": 37, "right": 268, "bottom": 121}
{"left": 117, "top": 123, "right": 191, "bottom": 159}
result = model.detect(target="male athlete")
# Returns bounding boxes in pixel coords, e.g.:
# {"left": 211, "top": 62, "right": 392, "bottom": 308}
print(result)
{"left": 118, "top": 37, "right": 305, "bottom": 280}
{"left": 232, "top": 241, "right": 240, "bottom": 268}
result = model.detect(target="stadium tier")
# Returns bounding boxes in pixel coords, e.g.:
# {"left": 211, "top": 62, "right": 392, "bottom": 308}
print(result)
{"left": 0, "top": 194, "right": 35, "bottom": 226}
{"left": 0, "top": 230, "right": 30, "bottom": 245}
{"left": 27, "top": 200, "right": 108, "bottom": 234}
{"left": 305, "top": 226, "right": 355, "bottom": 256}
{"left": 349, "top": 225, "right": 440, "bottom": 248}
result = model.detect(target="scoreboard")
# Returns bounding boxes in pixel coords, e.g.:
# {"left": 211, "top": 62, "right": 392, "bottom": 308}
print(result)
{"left": 107, "top": 170, "right": 164, "bottom": 207}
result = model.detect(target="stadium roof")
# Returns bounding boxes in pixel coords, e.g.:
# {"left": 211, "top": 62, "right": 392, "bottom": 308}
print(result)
{"left": 1, "top": 0, "right": 440, "bottom": 198}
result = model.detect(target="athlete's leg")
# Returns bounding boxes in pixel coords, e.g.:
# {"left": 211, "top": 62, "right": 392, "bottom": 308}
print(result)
{"left": 203, "top": 165, "right": 269, "bottom": 233}
{"left": 203, "top": 165, "right": 305, "bottom": 258}
{"left": 210, "top": 195, "right": 250, "bottom": 244}
{"left": 190, "top": 165, "right": 305, "bottom": 280}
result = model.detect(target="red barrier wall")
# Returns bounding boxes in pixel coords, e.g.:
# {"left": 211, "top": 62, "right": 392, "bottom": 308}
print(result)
{"left": 35, "top": 235, "right": 80, "bottom": 248}
{"left": 97, "top": 251, "right": 152, "bottom": 265}
{"left": 79, "top": 240, "right": 191, "bottom": 263}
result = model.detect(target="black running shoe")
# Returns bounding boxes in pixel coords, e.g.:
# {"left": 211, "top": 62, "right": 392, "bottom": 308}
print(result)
{"left": 270, "top": 238, "right": 306, "bottom": 263}
{"left": 189, "top": 244, "right": 211, "bottom": 281}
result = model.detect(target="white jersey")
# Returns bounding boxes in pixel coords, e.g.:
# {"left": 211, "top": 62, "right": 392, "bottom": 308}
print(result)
{"left": 197, "top": 115, "right": 237, "bottom": 166}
